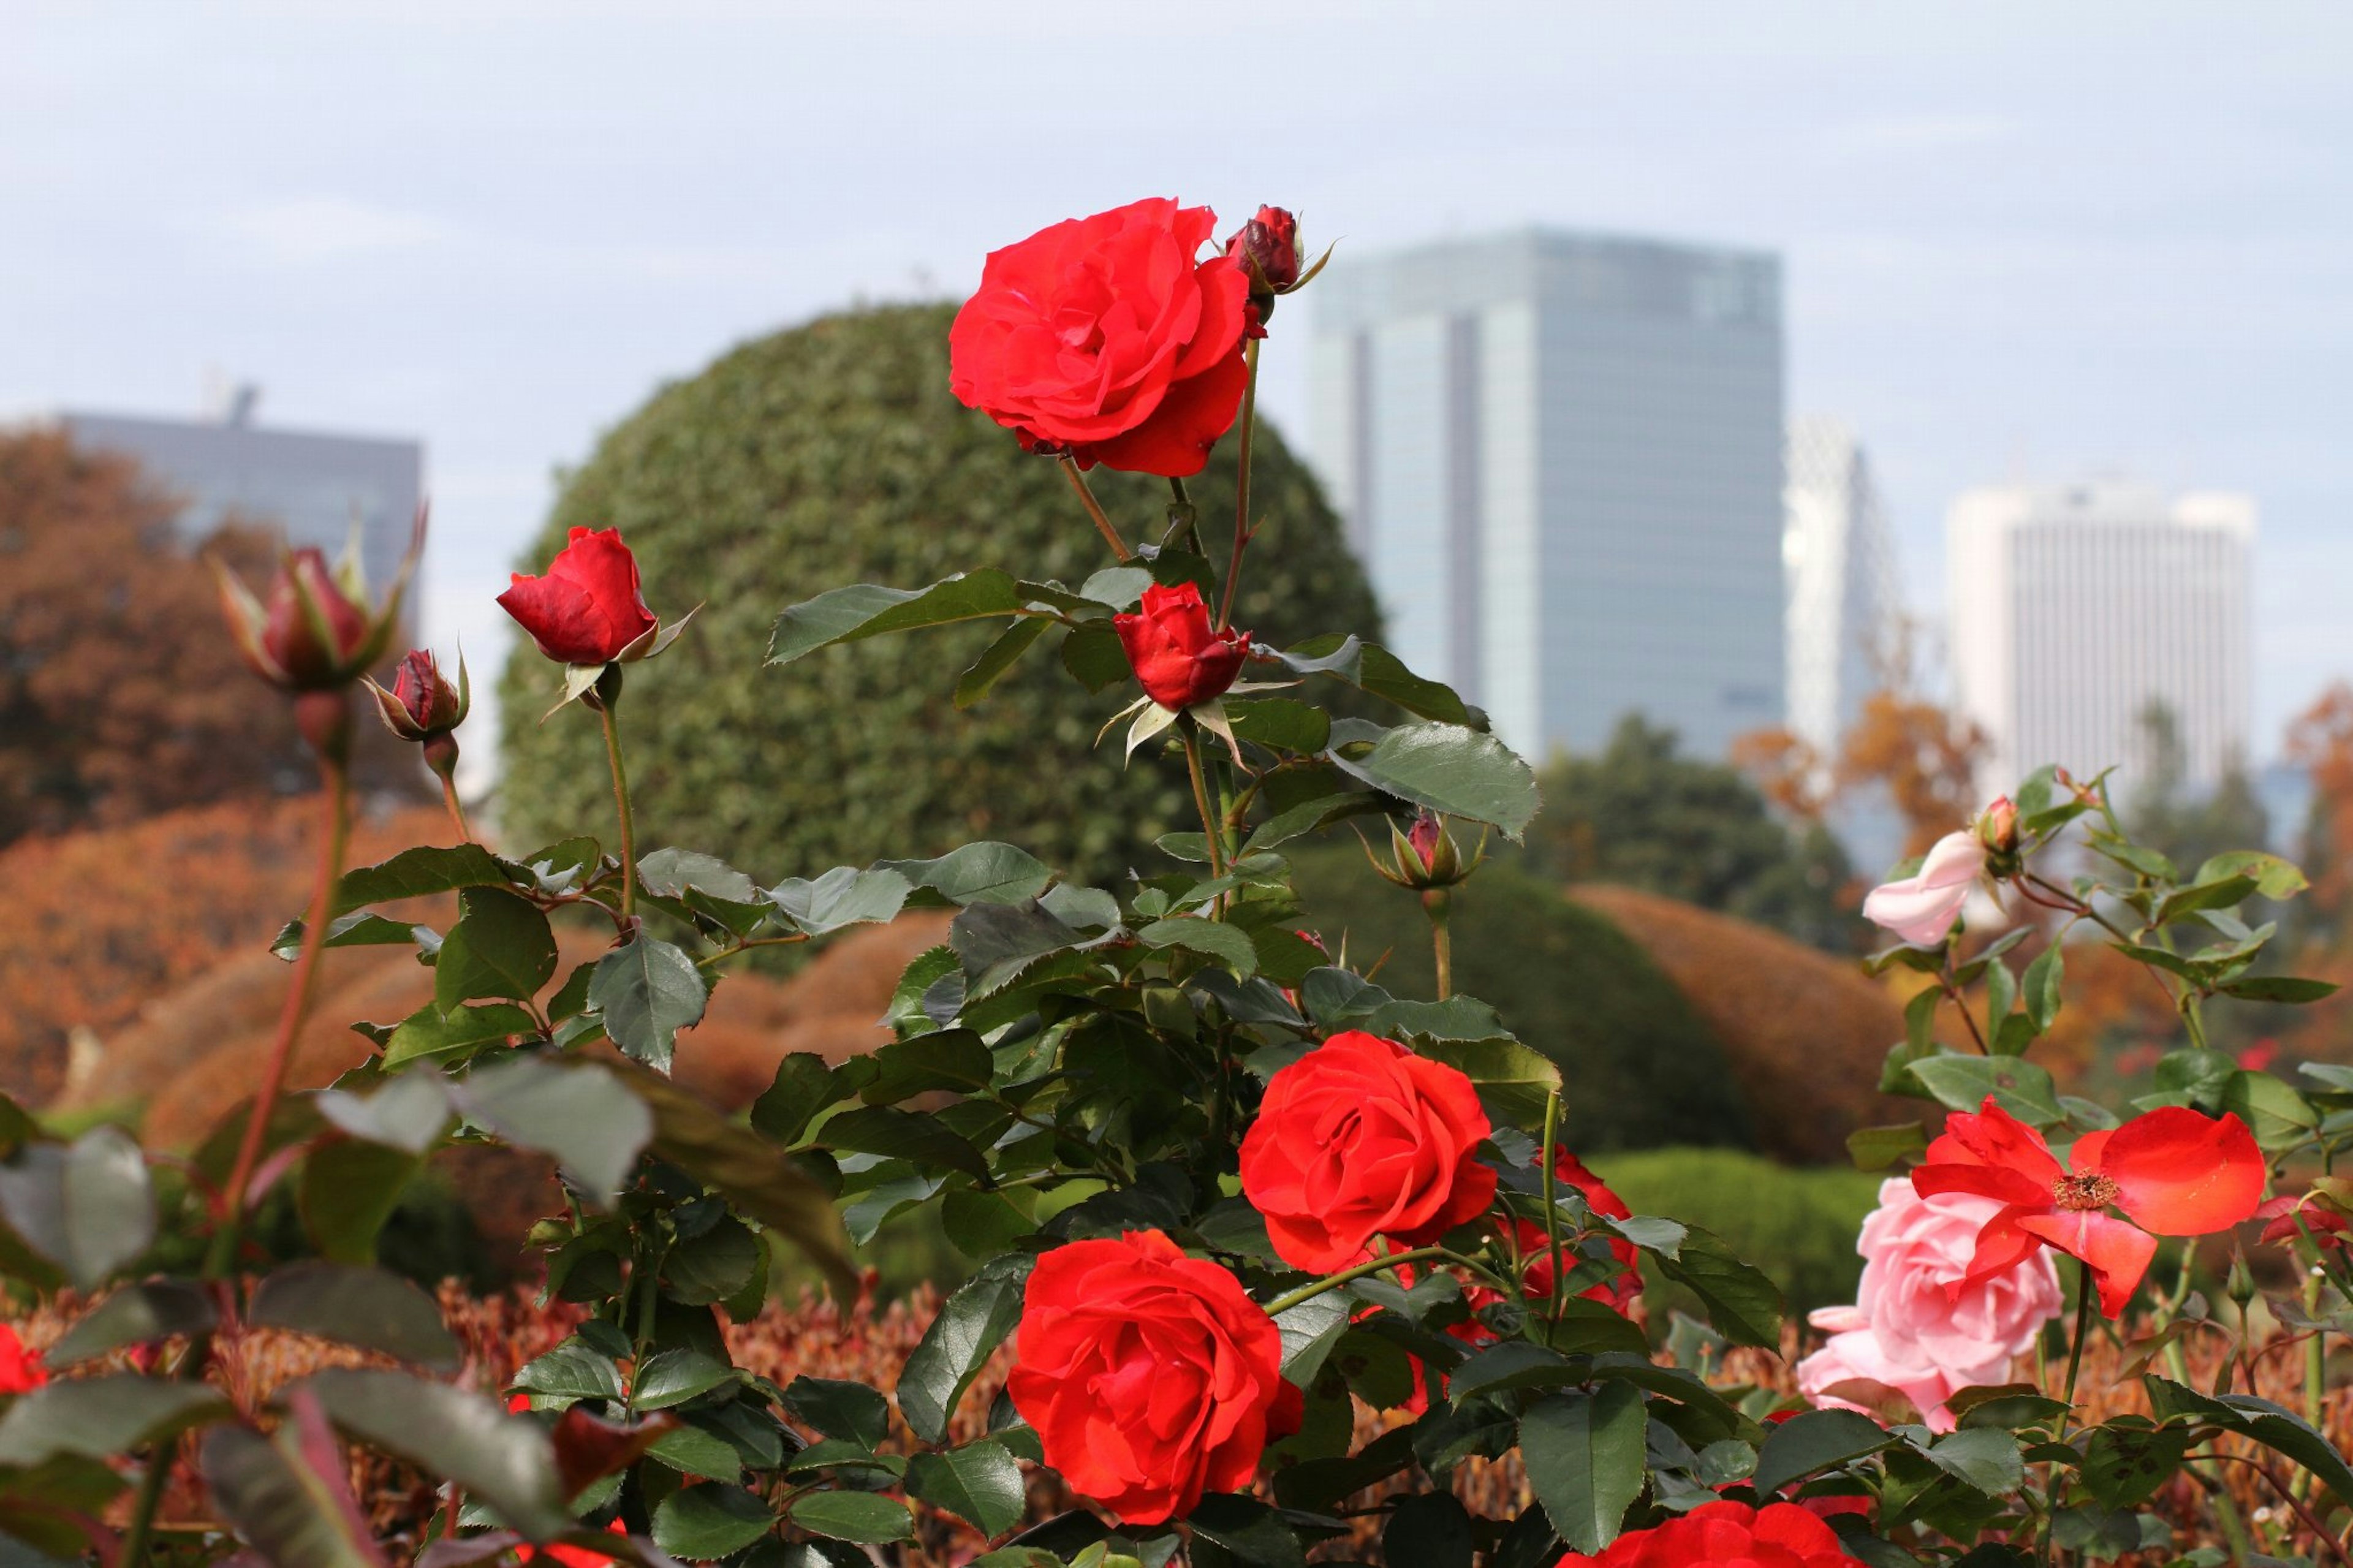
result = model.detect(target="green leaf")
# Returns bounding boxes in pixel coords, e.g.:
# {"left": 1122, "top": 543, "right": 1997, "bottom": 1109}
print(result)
{"left": 906, "top": 1440, "right": 1026, "bottom": 1537}
{"left": 1413, "top": 1035, "right": 1560, "bottom": 1129}
{"left": 301, "top": 1138, "right": 423, "bottom": 1265}
{"left": 749, "top": 1055, "right": 847, "bottom": 1146}
{"left": 1363, "top": 996, "right": 1508, "bottom": 1042}
{"left": 956, "top": 615, "right": 1056, "bottom": 709}
{"left": 767, "top": 570, "right": 1030, "bottom": 664}
{"left": 1238, "top": 790, "right": 1385, "bottom": 856}
{"left": 1846, "top": 1123, "right": 1928, "bottom": 1172}
{"left": 1752, "top": 1407, "right": 1893, "bottom": 1496}
{"left": 333, "top": 843, "right": 509, "bottom": 916}
{"left": 270, "top": 911, "right": 430, "bottom": 961}
{"left": 1655, "top": 1224, "right": 1784, "bottom": 1348}
{"left": 637, "top": 847, "right": 757, "bottom": 903}
{"left": 0, "top": 1126, "right": 154, "bottom": 1292}
{"left": 1136, "top": 916, "right": 1258, "bottom": 979}
{"left": 1271, "top": 1295, "right": 1353, "bottom": 1385}
{"left": 512, "top": 1339, "right": 626, "bottom": 1403}
{"left": 382, "top": 1001, "right": 538, "bottom": 1070}
{"left": 1331, "top": 720, "right": 1537, "bottom": 841}
{"left": 863, "top": 1031, "right": 995, "bottom": 1104}
{"left": 2082, "top": 1422, "right": 2193, "bottom": 1508}
{"left": 621, "top": 1066, "right": 857, "bottom": 1302}
{"left": 2219, "top": 974, "right": 2341, "bottom": 1004}
{"left": 1060, "top": 620, "right": 1129, "bottom": 691}
{"left": 1519, "top": 1382, "right": 1647, "bottom": 1556}
{"left": 2022, "top": 944, "right": 2065, "bottom": 1032}
{"left": 248, "top": 1262, "right": 460, "bottom": 1370}
{"left": 899, "top": 1254, "right": 1031, "bottom": 1444}
{"left": 881, "top": 843, "right": 1055, "bottom": 906}
{"left": 633, "top": 1347, "right": 737, "bottom": 1412}
{"left": 2195, "top": 850, "right": 2309, "bottom": 901}
{"left": 1278, "top": 634, "right": 1477, "bottom": 726}
{"left": 1384, "top": 1492, "right": 1474, "bottom": 1568}
{"left": 820, "top": 1107, "right": 988, "bottom": 1178}
{"left": 200, "top": 1401, "right": 390, "bottom": 1568}
{"left": 0, "top": 1376, "right": 227, "bottom": 1467}
{"left": 769, "top": 866, "right": 913, "bottom": 936}
{"left": 44, "top": 1280, "right": 216, "bottom": 1368}
{"left": 456, "top": 1058, "right": 651, "bottom": 1205}
{"left": 784, "top": 1377, "right": 890, "bottom": 1449}
{"left": 1224, "top": 697, "right": 1332, "bottom": 756}
{"left": 1908, "top": 1053, "right": 2064, "bottom": 1126}
{"left": 1186, "top": 1492, "right": 1306, "bottom": 1568}
{"left": 787, "top": 1490, "right": 914, "bottom": 1545}
{"left": 298, "top": 1368, "right": 567, "bottom": 1539}
{"left": 588, "top": 937, "right": 710, "bottom": 1072}
{"left": 2223, "top": 1070, "right": 2319, "bottom": 1151}
{"left": 1446, "top": 1341, "right": 1577, "bottom": 1403}
{"left": 653, "top": 1480, "right": 776, "bottom": 1559}
{"left": 434, "top": 887, "right": 558, "bottom": 1012}
{"left": 1925, "top": 1426, "right": 2025, "bottom": 1494}
{"left": 664, "top": 1216, "right": 763, "bottom": 1307}
{"left": 314, "top": 1069, "right": 454, "bottom": 1154}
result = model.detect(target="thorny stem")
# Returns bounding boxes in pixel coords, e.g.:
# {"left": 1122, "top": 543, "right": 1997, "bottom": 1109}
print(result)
{"left": 208, "top": 746, "right": 350, "bottom": 1274}
{"left": 1262, "top": 1244, "right": 1513, "bottom": 1317}
{"left": 439, "top": 773, "right": 475, "bottom": 843}
{"left": 1061, "top": 455, "right": 1134, "bottom": 562}
{"left": 601, "top": 699, "right": 638, "bottom": 921}
{"left": 1181, "top": 725, "right": 1229, "bottom": 881}
{"left": 1216, "top": 338, "right": 1262, "bottom": 632}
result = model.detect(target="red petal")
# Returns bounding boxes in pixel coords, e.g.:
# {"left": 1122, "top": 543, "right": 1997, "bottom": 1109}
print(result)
{"left": 2088, "top": 1108, "right": 2267, "bottom": 1236}
{"left": 2015, "top": 1210, "right": 2158, "bottom": 1317}
{"left": 1082, "top": 345, "right": 1249, "bottom": 477}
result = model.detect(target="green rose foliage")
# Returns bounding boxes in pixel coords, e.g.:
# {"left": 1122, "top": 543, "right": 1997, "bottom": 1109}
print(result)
{"left": 496, "top": 302, "right": 1381, "bottom": 881}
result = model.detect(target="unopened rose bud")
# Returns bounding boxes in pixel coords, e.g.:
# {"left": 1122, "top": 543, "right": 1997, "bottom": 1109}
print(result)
{"left": 2225, "top": 1251, "right": 2257, "bottom": 1310}
{"left": 1224, "top": 205, "right": 1302, "bottom": 335}
{"left": 368, "top": 648, "right": 468, "bottom": 741}
{"left": 1370, "top": 809, "right": 1483, "bottom": 892}
{"left": 214, "top": 509, "right": 423, "bottom": 698}
{"left": 1977, "top": 796, "right": 2020, "bottom": 856}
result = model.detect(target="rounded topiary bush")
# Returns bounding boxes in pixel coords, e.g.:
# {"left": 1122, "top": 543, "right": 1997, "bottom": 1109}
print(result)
{"left": 497, "top": 302, "right": 1381, "bottom": 882}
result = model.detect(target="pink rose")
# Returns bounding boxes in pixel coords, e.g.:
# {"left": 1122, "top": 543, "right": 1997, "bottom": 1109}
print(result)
{"left": 1797, "top": 1178, "right": 2060, "bottom": 1431}
{"left": 1861, "top": 830, "right": 1985, "bottom": 946}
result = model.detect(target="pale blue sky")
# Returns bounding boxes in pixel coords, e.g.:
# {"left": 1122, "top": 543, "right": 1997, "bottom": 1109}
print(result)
{"left": 5, "top": 2, "right": 2346, "bottom": 765}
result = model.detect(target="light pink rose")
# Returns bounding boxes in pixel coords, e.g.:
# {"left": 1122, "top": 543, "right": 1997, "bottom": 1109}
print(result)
{"left": 1862, "top": 830, "right": 1985, "bottom": 947}
{"left": 1797, "top": 1178, "right": 2061, "bottom": 1431}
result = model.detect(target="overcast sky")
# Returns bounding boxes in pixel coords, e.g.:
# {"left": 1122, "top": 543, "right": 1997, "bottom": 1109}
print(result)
{"left": 6, "top": 2, "right": 2347, "bottom": 767}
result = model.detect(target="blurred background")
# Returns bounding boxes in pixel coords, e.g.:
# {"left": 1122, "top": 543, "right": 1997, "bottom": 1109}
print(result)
{"left": 4, "top": 1, "right": 2349, "bottom": 1304}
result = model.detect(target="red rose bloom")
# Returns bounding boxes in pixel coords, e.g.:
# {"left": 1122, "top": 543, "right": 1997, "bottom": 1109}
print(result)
{"left": 0, "top": 1324, "right": 46, "bottom": 1395}
{"left": 1556, "top": 1500, "right": 1863, "bottom": 1567}
{"left": 1113, "top": 582, "right": 1251, "bottom": 711}
{"left": 1239, "top": 1031, "right": 1498, "bottom": 1273}
{"left": 949, "top": 197, "right": 1251, "bottom": 477}
{"left": 518, "top": 1520, "right": 625, "bottom": 1566}
{"left": 1007, "top": 1229, "right": 1284, "bottom": 1524}
{"left": 498, "top": 527, "right": 659, "bottom": 667}
{"left": 1911, "top": 1098, "right": 2265, "bottom": 1318}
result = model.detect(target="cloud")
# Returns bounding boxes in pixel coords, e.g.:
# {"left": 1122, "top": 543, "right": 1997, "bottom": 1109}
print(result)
{"left": 220, "top": 196, "right": 448, "bottom": 264}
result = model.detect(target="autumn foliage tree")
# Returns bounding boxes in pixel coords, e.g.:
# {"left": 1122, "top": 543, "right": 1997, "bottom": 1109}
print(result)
{"left": 0, "top": 430, "right": 418, "bottom": 846}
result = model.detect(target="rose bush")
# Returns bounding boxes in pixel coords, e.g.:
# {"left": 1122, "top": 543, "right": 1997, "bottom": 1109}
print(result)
{"left": 4, "top": 192, "right": 2353, "bottom": 1568}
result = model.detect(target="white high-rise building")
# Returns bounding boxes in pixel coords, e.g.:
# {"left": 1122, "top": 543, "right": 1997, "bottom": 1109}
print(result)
{"left": 1947, "top": 480, "right": 2253, "bottom": 795}
{"left": 1309, "top": 229, "right": 1785, "bottom": 761}
{"left": 1783, "top": 417, "right": 1899, "bottom": 764}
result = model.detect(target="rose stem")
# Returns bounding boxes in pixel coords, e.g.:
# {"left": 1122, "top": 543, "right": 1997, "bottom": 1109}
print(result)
{"left": 441, "top": 773, "right": 474, "bottom": 843}
{"left": 1540, "top": 1090, "right": 1567, "bottom": 1326}
{"left": 1059, "top": 455, "right": 1134, "bottom": 562}
{"left": 1216, "top": 337, "right": 1262, "bottom": 632}
{"left": 601, "top": 694, "right": 638, "bottom": 921}
{"left": 1181, "top": 725, "right": 1229, "bottom": 881}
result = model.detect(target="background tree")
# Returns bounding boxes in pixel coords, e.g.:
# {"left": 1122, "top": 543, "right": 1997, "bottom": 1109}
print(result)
{"left": 496, "top": 303, "right": 1383, "bottom": 881}
{"left": 1519, "top": 714, "right": 1860, "bottom": 952}
{"left": 2288, "top": 682, "right": 2353, "bottom": 949}
{"left": 0, "top": 431, "right": 420, "bottom": 846}
{"left": 2126, "top": 699, "right": 2269, "bottom": 877}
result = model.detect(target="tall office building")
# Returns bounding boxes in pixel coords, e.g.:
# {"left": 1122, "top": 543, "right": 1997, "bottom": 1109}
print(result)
{"left": 1948, "top": 480, "right": 2253, "bottom": 795}
{"left": 1783, "top": 417, "right": 1899, "bottom": 762}
{"left": 1308, "top": 228, "right": 1785, "bottom": 761}
{"left": 58, "top": 390, "right": 423, "bottom": 596}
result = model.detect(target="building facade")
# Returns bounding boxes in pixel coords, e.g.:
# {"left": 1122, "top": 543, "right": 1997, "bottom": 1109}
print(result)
{"left": 1783, "top": 417, "right": 1900, "bottom": 763}
{"left": 1947, "top": 480, "right": 2253, "bottom": 795}
{"left": 1308, "top": 228, "right": 1786, "bottom": 762}
{"left": 59, "top": 396, "right": 423, "bottom": 596}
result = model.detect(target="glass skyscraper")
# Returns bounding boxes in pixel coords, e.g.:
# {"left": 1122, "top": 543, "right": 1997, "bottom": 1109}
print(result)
{"left": 1308, "top": 228, "right": 1786, "bottom": 761}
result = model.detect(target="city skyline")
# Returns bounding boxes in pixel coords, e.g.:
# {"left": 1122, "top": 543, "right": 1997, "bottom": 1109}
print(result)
{"left": 5, "top": 3, "right": 2345, "bottom": 770}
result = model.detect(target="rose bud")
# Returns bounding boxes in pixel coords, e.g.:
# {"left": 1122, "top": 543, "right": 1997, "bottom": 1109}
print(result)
{"left": 1227, "top": 205, "right": 1300, "bottom": 294}
{"left": 1977, "top": 794, "right": 2020, "bottom": 857}
{"left": 499, "top": 526, "right": 692, "bottom": 671}
{"left": 214, "top": 516, "right": 420, "bottom": 694}
{"left": 1370, "top": 809, "right": 1484, "bottom": 892}
{"left": 368, "top": 648, "right": 468, "bottom": 740}
{"left": 1113, "top": 582, "right": 1251, "bottom": 712}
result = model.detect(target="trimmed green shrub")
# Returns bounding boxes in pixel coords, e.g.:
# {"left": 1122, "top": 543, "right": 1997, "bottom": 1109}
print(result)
{"left": 1601, "top": 1145, "right": 1884, "bottom": 1320}
{"left": 1286, "top": 845, "right": 1757, "bottom": 1154}
{"left": 496, "top": 302, "right": 1381, "bottom": 882}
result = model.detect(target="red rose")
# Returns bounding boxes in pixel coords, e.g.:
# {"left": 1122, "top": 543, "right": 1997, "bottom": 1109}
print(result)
{"left": 1113, "top": 582, "right": 1251, "bottom": 711}
{"left": 1239, "top": 1031, "right": 1498, "bottom": 1273}
{"left": 1556, "top": 1500, "right": 1863, "bottom": 1566}
{"left": 0, "top": 1324, "right": 46, "bottom": 1396}
{"left": 1226, "top": 205, "right": 1301, "bottom": 295}
{"left": 498, "top": 527, "right": 659, "bottom": 667}
{"left": 518, "top": 1520, "right": 626, "bottom": 1567}
{"left": 216, "top": 544, "right": 400, "bottom": 691}
{"left": 1007, "top": 1229, "right": 1285, "bottom": 1524}
{"left": 949, "top": 197, "right": 1251, "bottom": 477}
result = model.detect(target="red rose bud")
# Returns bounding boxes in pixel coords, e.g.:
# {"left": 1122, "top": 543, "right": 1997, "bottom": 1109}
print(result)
{"left": 1226, "top": 206, "right": 1300, "bottom": 293}
{"left": 1370, "top": 809, "right": 1482, "bottom": 890}
{"left": 368, "top": 648, "right": 468, "bottom": 740}
{"left": 498, "top": 526, "right": 664, "bottom": 668}
{"left": 1113, "top": 582, "right": 1251, "bottom": 711}
{"left": 1977, "top": 795, "right": 2019, "bottom": 855}
{"left": 214, "top": 513, "right": 421, "bottom": 693}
